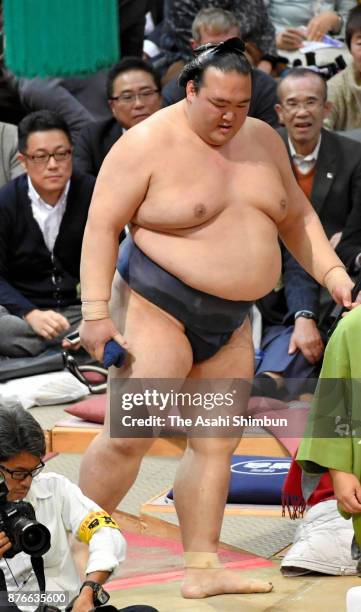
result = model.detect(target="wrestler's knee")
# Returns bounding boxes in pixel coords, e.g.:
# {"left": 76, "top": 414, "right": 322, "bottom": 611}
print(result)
{"left": 108, "top": 436, "right": 153, "bottom": 458}
{"left": 187, "top": 436, "right": 240, "bottom": 457}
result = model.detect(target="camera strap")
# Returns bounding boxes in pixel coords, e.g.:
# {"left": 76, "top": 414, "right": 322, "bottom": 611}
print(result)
{"left": 0, "top": 557, "right": 60, "bottom": 612}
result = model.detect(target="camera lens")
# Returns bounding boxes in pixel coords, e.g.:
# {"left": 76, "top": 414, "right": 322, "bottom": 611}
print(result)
{"left": 20, "top": 521, "right": 51, "bottom": 556}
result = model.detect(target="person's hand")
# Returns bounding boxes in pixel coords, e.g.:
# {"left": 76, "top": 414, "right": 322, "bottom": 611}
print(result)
{"left": 70, "top": 592, "right": 94, "bottom": 612}
{"left": 79, "top": 318, "right": 128, "bottom": 363}
{"left": 307, "top": 11, "right": 341, "bottom": 41}
{"left": 0, "top": 531, "right": 12, "bottom": 558}
{"left": 330, "top": 470, "right": 361, "bottom": 514}
{"left": 288, "top": 317, "right": 324, "bottom": 364}
{"left": 24, "top": 309, "right": 70, "bottom": 339}
{"left": 276, "top": 28, "right": 305, "bottom": 50}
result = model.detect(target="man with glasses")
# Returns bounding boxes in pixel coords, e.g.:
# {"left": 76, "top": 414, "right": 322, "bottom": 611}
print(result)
{"left": 255, "top": 68, "right": 361, "bottom": 399}
{"left": 0, "top": 405, "right": 126, "bottom": 611}
{"left": 74, "top": 58, "right": 162, "bottom": 178}
{"left": 0, "top": 110, "right": 95, "bottom": 358}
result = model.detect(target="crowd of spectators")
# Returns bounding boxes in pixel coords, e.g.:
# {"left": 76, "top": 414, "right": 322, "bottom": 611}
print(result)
{"left": 0, "top": 0, "right": 361, "bottom": 387}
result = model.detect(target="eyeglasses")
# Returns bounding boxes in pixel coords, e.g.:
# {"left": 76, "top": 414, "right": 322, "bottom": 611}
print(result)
{"left": 24, "top": 150, "right": 72, "bottom": 165}
{"left": 110, "top": 89, "right": 160, "bottom": 105}
{"left": 282, "top": 99, "right": 323, "bottom": 113}
{"left": 0, "top": 460, "right": 45, "bottom": 481}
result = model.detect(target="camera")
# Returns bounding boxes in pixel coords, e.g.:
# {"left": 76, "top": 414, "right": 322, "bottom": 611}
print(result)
{"left": 0, "top": 475, "right": 51, "bottom": 558}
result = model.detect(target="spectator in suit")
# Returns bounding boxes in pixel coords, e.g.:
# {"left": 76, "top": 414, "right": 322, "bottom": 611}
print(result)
{"left": 73, "top": 58, "right": 162, "bottom": 177}
{"left": 0, "top": 110, "right": 95, "bottom": 358}
{"left": 255, "top": 68, "right": 361, "bottom": 398}
{"left": 0, "top": 121, "right": 24, "bottom": 188}
{"left": 162, "top": 7, "right": 279, "bottom": 128}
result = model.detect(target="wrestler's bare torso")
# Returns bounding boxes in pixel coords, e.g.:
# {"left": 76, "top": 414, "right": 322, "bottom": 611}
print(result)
{"left": 128, "top": 102, "right": 288, "bottom": 301}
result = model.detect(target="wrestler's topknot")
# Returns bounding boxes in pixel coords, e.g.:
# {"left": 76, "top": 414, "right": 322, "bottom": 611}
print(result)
{"left": 178, "top": 37, "right": 252, "bottom": 90}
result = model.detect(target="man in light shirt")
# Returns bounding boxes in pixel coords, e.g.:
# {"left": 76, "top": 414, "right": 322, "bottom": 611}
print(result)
{"left": 0, "top": 405, "right": 126, "bottom": 611}
{"left": 0, "top": 110, "right": 95, "bottom": 358}
{"left": 255, "top": 67, "right": 361, "bottom": 398}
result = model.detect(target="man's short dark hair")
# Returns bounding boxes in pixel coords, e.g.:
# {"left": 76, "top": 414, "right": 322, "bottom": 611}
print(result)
{"left": 106, "top": 57, "right": 161, "bottom": 99}
{"left": 346, "top": 5, "right": 361, "bottom": 50}
{"left": 277, "top": 67, "right": 328, "bottom": 102}
{"left": 178, "top": 37, "right": 252, "bottom": 91}
{"left": 0, "top": 406, "right": 46, "bottom": 463}
{"left": 18, "top": 110, "right": 72, "bottom": 153}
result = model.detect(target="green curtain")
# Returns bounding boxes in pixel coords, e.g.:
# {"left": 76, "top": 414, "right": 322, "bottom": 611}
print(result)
{"left": 3, "top": 0, "right": 119, "bottom": 77}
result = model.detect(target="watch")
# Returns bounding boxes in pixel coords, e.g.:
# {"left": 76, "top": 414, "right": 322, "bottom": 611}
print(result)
{"left": 294, "top": 310, "right": 316, "bottom": 321}
{"left": 79, "top": 581, "right": 110, "bottom": 606}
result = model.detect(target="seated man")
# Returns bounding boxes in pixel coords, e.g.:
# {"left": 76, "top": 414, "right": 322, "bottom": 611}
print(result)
{"left": 73, "top": 58, "right": 162, "bottom": 177}
{"left": 160, "top": 0, "right": 277, "bottom": 72}
{"left": 255, "top": 67, "right": 361, "bottom": 398}
{"left": 0, "top": 110, "right": 95, "bottom": 358}
{"left": 162, "top": 7, "right": 279, "bottom": 128}
{"left": 0, "top": 121, "right": 24, "bottom": 188}
{"left": 324, "top": 6, "right": 361, "bottom": 132}
{"left": 0, "top": 405, "right": 126, "bottom": 610}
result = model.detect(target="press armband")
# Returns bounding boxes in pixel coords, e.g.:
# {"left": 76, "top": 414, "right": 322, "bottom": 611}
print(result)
{"left": 77, "top": 511, "right": 120, "bottom": 544}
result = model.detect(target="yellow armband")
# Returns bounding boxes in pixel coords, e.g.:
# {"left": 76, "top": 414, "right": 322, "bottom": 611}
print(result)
{"left": 77, "top": 511, "right": 120, "bottom": 544}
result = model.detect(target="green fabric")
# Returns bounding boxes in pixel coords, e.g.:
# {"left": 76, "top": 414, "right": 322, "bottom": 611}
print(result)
{"left": 297, "top": 306, "right": 361, "bottom": 544}
{"left": 3, "top": 0, "right": 119, "bottom": 77}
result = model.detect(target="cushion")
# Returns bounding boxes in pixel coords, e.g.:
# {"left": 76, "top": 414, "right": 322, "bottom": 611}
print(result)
{"left": 168, "top": 454, "right": 291, "bottom": 505}
{"left": 65, "top": 395, "right": 106, "bottom": 424}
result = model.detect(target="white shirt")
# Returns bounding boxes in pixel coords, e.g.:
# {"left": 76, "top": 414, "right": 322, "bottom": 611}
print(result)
{"left": 0, "top": 473, "right": 126, "bottom": 610}
{"left": 288, "top": 135, "right": 322, "bottom": 175}
{"left": 27, "top": 177, "right": 70, "bottom": 253}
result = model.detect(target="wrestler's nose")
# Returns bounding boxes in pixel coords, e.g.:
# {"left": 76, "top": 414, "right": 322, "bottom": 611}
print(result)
{"left": 222, "top": 110, "right": 234, "bottom": 122}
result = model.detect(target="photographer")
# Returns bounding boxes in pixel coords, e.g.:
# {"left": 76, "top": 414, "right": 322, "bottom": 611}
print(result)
{"left": 0, "top": 406, "right": 126, "bottom": 611}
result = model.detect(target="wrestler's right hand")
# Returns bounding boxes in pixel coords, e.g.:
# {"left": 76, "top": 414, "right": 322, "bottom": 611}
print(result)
{"left": 0, "top": 531, "right": 12, "bottom": 558}
{"left": 329, "top": 470, "right": 361, "bottom": 514}
{"left": 79, "top": 318, "right": 128, "bottom": 363}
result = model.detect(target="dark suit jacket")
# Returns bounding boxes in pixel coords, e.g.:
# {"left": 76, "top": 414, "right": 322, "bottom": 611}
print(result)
{"left": 258, "top": 128, "right": 361, "bottom": 324}
{"left": 162, "top": 68, "right": 279, "bottom": 128}
{"left": 73, "top": 118, "right": 123, "bottom": 177}
{"left": 0, "top": 172, "right": 95, "bottom": 317}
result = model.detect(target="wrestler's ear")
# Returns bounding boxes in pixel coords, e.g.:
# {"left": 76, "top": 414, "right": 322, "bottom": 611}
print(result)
{"left": 186, "top": 80, "right": 198, "bottom": 101}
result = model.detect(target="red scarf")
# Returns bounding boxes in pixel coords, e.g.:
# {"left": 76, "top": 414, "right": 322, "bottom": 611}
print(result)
{"left": 282, "top": 455, "right": 335, "bottom": 519}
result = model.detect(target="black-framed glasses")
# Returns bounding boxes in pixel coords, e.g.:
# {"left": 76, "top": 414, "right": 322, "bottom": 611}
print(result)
{"left": 24, "top": 150, "right": 72, "bottom": 165}
{"left": 0, "top": 460, "right": 45, "bottom": 481}
{"left": 110, "top": 89, "right": 160, "bottom": 105}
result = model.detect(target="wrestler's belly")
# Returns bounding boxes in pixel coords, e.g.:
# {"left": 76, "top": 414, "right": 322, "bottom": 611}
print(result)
{"left": 131, "top": 218, "right": 283, "bottom": 301}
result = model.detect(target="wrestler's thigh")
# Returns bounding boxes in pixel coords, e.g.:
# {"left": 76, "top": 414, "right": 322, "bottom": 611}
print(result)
{"left": 109, "top": 271, "right": 193, "bottom": 378}
{"left": 189, "top": 317, "right": 254, "bottom": 380}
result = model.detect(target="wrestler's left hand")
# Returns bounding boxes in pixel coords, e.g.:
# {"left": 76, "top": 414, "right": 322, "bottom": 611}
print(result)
{"left": 79, "top": 318, "right": 129, "bottom": 363}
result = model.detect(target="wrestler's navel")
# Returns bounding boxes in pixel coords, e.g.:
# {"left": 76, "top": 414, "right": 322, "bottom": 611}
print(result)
{"left": 280, "top": 199, "right": 287, "bottom": 210}
{"left": 194, "top": 203, "right": 207, "bottom": 218}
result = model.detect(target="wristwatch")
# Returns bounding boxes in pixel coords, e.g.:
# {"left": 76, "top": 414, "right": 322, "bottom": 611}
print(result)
{"left": 294, "top": 310, "right": 316, "bottom": 321}
{"left": 79, "top": 581, "right": 110, "bottom": 606}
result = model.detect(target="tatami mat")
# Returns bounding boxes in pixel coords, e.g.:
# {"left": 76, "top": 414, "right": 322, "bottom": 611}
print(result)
{"left": 30, "top": 403, "right": 71, "bottom": 429}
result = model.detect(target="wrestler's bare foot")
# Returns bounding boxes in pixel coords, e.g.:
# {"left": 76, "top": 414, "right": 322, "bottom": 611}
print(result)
{"left": 181, "top": 567, "right": 273, "bottom": 599}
